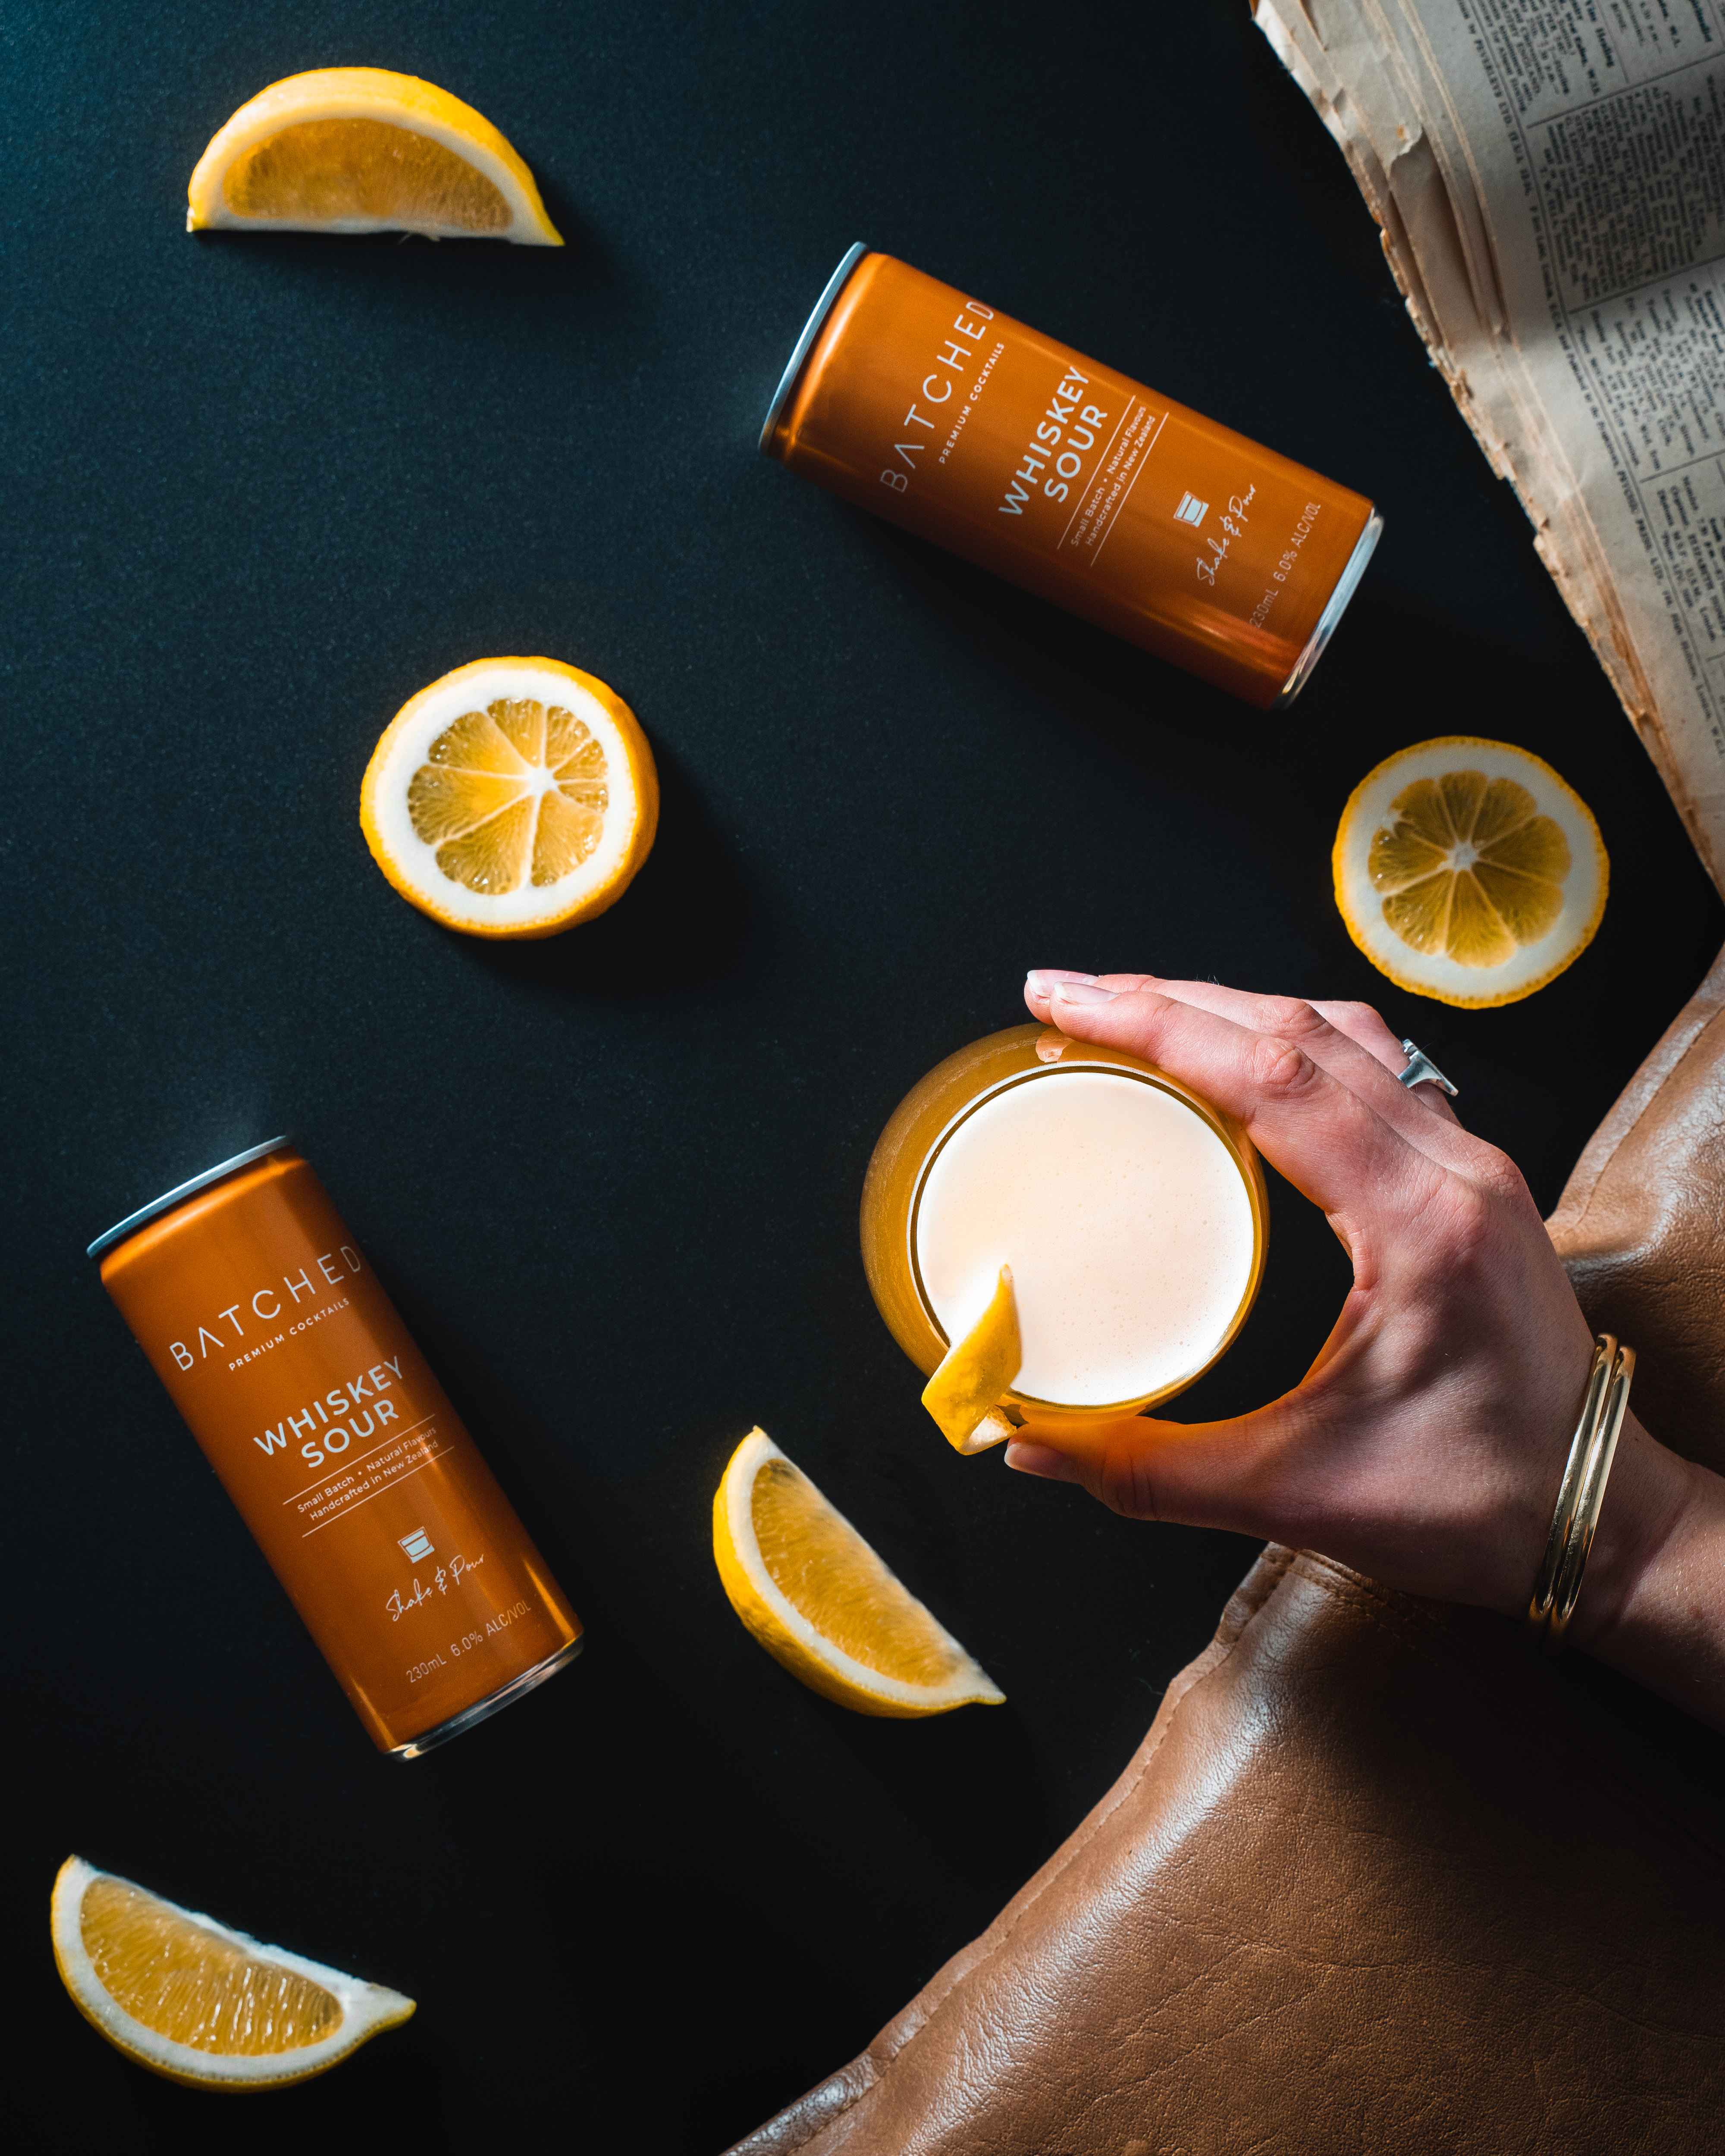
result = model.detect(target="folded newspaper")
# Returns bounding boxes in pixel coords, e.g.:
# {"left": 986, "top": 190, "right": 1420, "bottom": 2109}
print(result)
{"left": 1253, "top": 0, "right": 1725, "bottom": 890}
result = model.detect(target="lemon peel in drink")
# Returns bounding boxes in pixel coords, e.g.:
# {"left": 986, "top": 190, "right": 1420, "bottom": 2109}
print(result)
{"left": 187, "top": 68, "right": 562, "bottom": 242}
{"left": 922, "top": 1264, "right": 1021, "bottom": 1453}
{"left": 1333, "top": 736, "right": 1607, "bottom": 1007}
{"left": 51, "top": 1856, "right": 414, "bottom": 2089}
{"left": 712, "top": 1429, "right": 1004, "bottom": 1716}
{"left": 361, "top": 657, "right": 658, "bottom": 939}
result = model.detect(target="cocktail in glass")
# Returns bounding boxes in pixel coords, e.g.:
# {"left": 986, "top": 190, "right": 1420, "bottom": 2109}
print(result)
{"left": 861, "top": 1025, "right": 1267, "bottom": 1432}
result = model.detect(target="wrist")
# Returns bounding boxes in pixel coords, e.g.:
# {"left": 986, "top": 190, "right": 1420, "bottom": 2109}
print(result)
{"left": 1561, "top": 1413, "right": 1700, "bottom": 1656}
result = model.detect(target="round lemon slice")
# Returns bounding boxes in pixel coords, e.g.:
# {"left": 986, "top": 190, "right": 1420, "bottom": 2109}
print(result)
{"left": 187, "top": 68, "right": 562, "bottom": 243}
{"left": 361, "top": 657, "right": 658, "bottom": 938}
{"left": 1333, "top": 736, "right": 1607, "bottom": 1008}
{"left": 51, "top": 1856, "right": 414, "bottom": 2090}
{"left": 713, "top": 1429, "right": 1005, "bottom": 1717}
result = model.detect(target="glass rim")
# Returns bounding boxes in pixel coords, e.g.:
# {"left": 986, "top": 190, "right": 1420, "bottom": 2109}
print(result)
{"left": 904, "top": 1056, "right": 1261, "bottom": 1417}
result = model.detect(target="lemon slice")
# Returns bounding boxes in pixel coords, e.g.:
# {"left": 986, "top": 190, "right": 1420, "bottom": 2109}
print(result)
{"left": 922, "top": 1265, "right": 1020, "bottom": 1454}
{"left": 51, "top": 1857, "right": 414, "bottom": 2089}
{"left": 712, "top": 1429, "right": 1004, "bottom": 1716}
{"left": 187, "top": 68, "right": 562, "bottom": 242}
{"left": 361, "top": 657, "right": 658, "bottom": 938}
{"left": 1333, "top": 737, "right": 1607, "bottom": 1007}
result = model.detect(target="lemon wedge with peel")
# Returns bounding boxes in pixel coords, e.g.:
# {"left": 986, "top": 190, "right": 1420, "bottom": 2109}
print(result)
{"left": 713, "top": 1429, "right": 1004, "bottom": 1716}
{"left": 361, "top": 657, "right": 658, "bottom": 938}
{"left": 1333, "top": 737, "right": 1607, "bottom": 1007}
{"left": 187, "top": 69, "right": 562, "bottom": 242}
{"left": 922, "top": 1264, "right": 1020, "bottom": 1454}
{"left": 51, "top": 1857, "right": 414, "bottom": 2089}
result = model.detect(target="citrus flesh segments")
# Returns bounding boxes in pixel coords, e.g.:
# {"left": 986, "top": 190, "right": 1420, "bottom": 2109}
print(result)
{"left": 361, "top": 658, "right": 657, "bottom": 938}
{"left": 187, "top": 68, "right": 562, "bottom": 242}
{"left": 51, "top": 1857, "right": 414, "bottom": 2089}
{"left": 1333, "top": 737, "right": 1606, "bottom": 1007}
{"left": 712, "top": 1430, "right": 1004, "bottom": 1716}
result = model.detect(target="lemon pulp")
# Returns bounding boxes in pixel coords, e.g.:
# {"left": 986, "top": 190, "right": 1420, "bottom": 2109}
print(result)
{"left": 223, "top": 118, "right": 510, "bottom": 230}
{"left": 406, "top": 697, "right": 609, "bottom": 895}
{"left": 712, "top": 1430, "right": 1003, "bottom": 1715}
{"left": 1333, "top": 736, "right": 1606, "bottom": 1007}
{"left": 750, "top": 1455, "right": 969, "bottom": 1687}
{"left": 1369, "top": 770, "right": 1570, "bottom": 967}
{"left": 82, "top": 1875, "right": 342, "bottom": 2056}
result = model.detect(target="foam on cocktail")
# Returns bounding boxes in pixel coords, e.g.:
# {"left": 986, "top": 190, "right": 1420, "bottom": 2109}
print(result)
{"left": 914, "top": 1070, "right": 1258, "bottom": 1409}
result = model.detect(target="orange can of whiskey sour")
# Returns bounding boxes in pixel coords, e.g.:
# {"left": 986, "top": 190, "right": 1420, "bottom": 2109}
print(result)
{"left": 91, "top": 1141, "right": 582, "bottom": 1757}
{"left": 761, "top": 247, "right": 1382, "bottom": 707}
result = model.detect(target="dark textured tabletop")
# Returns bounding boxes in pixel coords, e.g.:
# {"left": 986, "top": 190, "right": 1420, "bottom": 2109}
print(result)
{"left": 8, "top": 4, "right": 1722, "bottom": 2151}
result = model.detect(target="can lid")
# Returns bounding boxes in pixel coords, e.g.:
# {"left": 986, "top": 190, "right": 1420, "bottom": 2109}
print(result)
{"left": 758, "top": 241, "right": 869, "bottom": 455}
{"left": 86, "top": 1137, "right": 291, "bottom": 1260}
{"left": 1273, "top": 509, "right": 1383, "bottom": 710}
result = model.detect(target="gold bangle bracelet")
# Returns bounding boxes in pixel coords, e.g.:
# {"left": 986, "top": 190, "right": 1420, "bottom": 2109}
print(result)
{"left": 1527, "top": 1334, "right": 1636, "bottom": 1653}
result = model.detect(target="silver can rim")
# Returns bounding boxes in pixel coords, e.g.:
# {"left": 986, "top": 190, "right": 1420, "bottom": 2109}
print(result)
{"left": 87, "top": 1136, "right": 292, "bottom": 1261}
{"left": 1273, "top": 509, "right": 1383, "bottom": 709}
{"left": 757, "top": 241, "right": 869, "bottom": 456}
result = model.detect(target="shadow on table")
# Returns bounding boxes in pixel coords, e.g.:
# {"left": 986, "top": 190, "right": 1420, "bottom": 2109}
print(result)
{"left": 191, "top": 191, "right": 633, "bottom": 327}
{"left": 463, "top": 734, "right": 756, "bottom": 998}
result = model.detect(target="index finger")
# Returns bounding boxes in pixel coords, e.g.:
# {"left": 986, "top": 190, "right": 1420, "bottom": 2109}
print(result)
{"left": 1043, "top": 979, "right": 1442, "bottom": 1237}
{"left": 1047, "top": 975, "right": 1465, "bottom": 1139}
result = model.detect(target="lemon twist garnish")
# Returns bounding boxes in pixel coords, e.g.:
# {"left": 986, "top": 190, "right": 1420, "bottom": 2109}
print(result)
{"left": 921, "top": 1265, "right": 1021, "bottom": 1453}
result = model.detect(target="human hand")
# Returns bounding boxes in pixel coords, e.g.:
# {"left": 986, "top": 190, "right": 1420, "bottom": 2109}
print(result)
{"left": 1012, "top": 971, "right": 1694, "bottom": 1644}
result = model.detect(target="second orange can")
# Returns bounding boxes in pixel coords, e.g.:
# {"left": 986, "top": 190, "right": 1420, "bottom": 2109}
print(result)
{"left": 761, "top": 247, "right": 1380, "bottom": 708}
{"left": 92, "top": 1143, "right": 583, "bottom": 1757}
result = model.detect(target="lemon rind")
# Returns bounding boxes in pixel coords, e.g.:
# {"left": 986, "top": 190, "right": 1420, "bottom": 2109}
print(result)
{"left": 922, "top": 1264, "right": 1021, "bottom": 1453}
{"left": 51, "top": 1856, "right": 415, "bottom": 2090}
{"left": 714, "top": 1429, "right": 1004, "bottom": 1717}
{"left": 186, "top": 67, "right": 562, "bottom": 244}
{"left": 1333, "top": 735, "right": 1608, "bottom": 1009}
{"left": 360, "top": 657, "right": 658, "bottom": 940}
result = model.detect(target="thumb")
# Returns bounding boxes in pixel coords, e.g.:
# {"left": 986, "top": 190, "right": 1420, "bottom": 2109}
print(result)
{"left": 1006, "top": 1399, "right": 1300, "bottom": 1532}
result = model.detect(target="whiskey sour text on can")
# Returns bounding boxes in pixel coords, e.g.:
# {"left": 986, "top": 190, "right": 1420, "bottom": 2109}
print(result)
{"left": 762, "top": 248, "right": 1381, "bottom": 708}
{"left": 862, "top": 1028, "right": 1267, "bottom": 1426}
{"left": 91, "top": 1142, "right": 583, "bottom": 1756}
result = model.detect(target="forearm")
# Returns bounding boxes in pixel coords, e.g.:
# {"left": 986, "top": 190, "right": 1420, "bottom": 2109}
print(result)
{"left": 1571, "top": 1415, "right": 1725, "bottom": 1730}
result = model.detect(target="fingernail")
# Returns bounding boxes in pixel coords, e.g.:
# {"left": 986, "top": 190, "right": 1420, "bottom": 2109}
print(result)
{"left": 1050, "top": 980, "right": 1118, "bottom": 1005}
{"left": 1026, "top": 970, "right": 1098, "bottom": 997}
{"left": 1004, "top": 1442, "right": 1079, "bottom": 1482}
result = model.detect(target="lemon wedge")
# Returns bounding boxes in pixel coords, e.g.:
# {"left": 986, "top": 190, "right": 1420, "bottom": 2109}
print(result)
{"left": 187, "top": 68, "right": 562, "bottom": 242}
{"left": 51, "top": 1856, "right": 414, "bottom": 2089}
{"left": 922, "top": 1264, "right": 1020, "bottom": 1453}
{"left": 361, "top": 657, "right": 658, "bottom": 938}
{"left": 712, "top": 1430, "right": 1004, "bottom": 1716}
{"left": 1333, "top": 736, "right": 1607, "bottom": 1007}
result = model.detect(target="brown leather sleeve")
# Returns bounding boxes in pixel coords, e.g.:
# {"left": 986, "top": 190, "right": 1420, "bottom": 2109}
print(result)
{"left": 1548, "top": 940, "right": 1725, "bottom": 1466}
{"left": 728, "top": 950, "right": 1725, "bottom": 2156}
{"left": 729, "top": 1548, "right": 1725, "bottom": 2156}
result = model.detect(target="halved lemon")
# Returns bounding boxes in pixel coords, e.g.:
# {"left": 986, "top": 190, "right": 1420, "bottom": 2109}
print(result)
{"left": 361, "top": 657, "right": 658, "bottom": 938}
{"left": 713, "top": 1429, "right": 1004, "bottom": 1717}
{"left": 187, "top": 68, "right": 562, "bottom": 243}
{"left": 51, "top": 1856, "right": 414, "bottom": 2090}
{"left": 1333, "top": 737, "right": 1607, "bottom": 1007}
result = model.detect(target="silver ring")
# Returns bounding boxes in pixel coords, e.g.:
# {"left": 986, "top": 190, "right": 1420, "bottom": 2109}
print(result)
{"left": 1397, "top": 1038, "right": 1458, "bottom": 1097}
